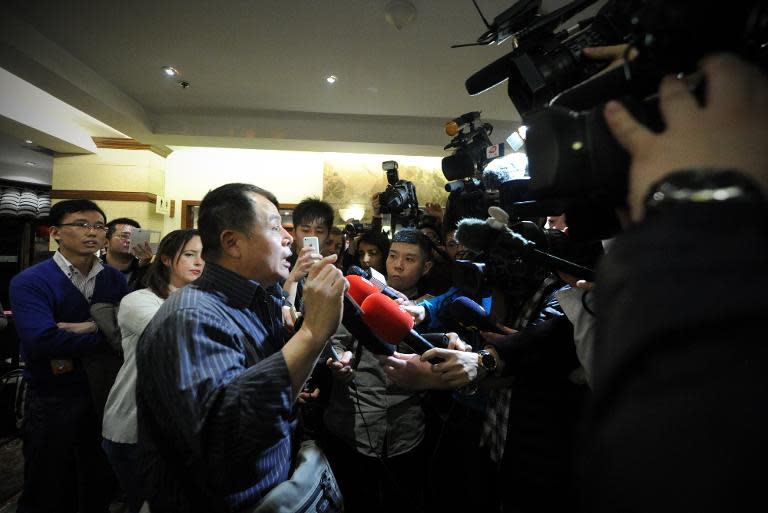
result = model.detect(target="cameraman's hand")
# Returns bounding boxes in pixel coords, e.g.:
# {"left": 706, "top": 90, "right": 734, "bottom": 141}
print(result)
{"left": 582, "top": 44, "right": 638, "bottom": 73}
{"left": 346, "top": 234, "right": 361, "bottom": 256}
{"left": 371, "top": 192, "right": 382, "bottom": 218}
{"left": 424, "top": 202, "right": 444, "bottom": 222}
{"left": 604, "top": 54, "right": 768, "bottom": 221}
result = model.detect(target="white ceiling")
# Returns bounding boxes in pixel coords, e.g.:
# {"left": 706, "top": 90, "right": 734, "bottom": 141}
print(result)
{"left": 0, "top": 0, "right": 603, "bottom": 156}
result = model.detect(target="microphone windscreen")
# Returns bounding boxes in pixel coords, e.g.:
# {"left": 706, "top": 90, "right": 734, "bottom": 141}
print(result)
{"left": 482, "top": 167, "right": 512, "bottom": 190}
{"left": 449, "top": 296, "right": 489, "bottom": 320}
{"left": 360, "top": 293, "right": 414, "bottom": 344}
{"left": 346, "top": 275, "right": 378, "bottom": 306}
{"left": 455, "top": 218, "right": 495, "bottom": 253}
{"left": 465, "top": 54, "right": 511, "bottom": 96}
{"left": 448, "top": 296, "right": 503, "bottom": 333}
{"left": 346, "top": 265, "right": 371, "bottom": 280}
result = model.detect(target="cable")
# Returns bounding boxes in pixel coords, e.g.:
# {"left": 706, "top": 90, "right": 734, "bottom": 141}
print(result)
{"left": 580, "top": 289, "right": 595, "bottom": 317}
{"left": 344, "top": 347, "right": 428, "bottom": 513}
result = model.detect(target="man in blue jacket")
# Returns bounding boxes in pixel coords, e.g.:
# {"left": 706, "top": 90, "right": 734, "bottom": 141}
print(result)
{"left": 10, "top": 199, "right": 128, "bottom": 513}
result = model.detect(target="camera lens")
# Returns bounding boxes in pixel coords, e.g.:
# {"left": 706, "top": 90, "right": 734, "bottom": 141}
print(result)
{"left": 442, "top": 152, "right": 475, "bottom": 181}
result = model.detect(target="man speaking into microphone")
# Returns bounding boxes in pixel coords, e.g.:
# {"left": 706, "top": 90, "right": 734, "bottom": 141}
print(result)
{"left": 135, "top": 184, "right": 345, "bottom": 512}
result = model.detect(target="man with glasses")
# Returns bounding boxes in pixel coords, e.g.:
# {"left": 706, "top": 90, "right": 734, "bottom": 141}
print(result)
{"left": 102, "top": 217, "right": 154, "bottom": 291}
{"left": 10, "top": 199, "right": 128, "bottom": 513}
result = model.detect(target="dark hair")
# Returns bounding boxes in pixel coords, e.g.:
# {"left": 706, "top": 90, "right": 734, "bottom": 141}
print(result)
{"left": 49, "top": 199, "right": 107, "bottom": 227}
{"left": 198, "top": 183, "right": 279, "bottom": 261}
{"left": 292, "top": 198, "right": 334, "bottom": 231}
{"left": 143, "top": 229, "right": 200, "bottom": 299}
{"left": 391, "top": 228, "right": 431, "bottom": 261}
{"left": 418, "top": 219, "right": 444, "bottom": 245}
{"left": 358, "top": 230, "right": 391, "bottom": 256}
{"left": 106, "top": 217, "right": 141, "bottom": 239}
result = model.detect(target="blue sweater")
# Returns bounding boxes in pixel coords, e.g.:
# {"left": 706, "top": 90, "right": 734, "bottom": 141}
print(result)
{"left": 10, "top": 257, "right": 128, "bottom": 393}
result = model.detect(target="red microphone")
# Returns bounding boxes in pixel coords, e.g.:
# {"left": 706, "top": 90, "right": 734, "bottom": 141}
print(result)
{"left": 346, "top": 274, "right": 379, "bottom": 307}
{"left": 360, "top": 293, "right": 438, "bottom": 358}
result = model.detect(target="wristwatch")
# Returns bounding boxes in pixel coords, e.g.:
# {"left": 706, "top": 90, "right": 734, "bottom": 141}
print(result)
{"left": 644, "top": 169, "right": 764, "bottom": 213}
{"left": 477, "top": 349, "right": 498, "bottom": 375}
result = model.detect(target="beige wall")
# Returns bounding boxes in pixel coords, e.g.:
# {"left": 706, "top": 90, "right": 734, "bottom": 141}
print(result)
{"left": 163, "top": 147, "right": 325, "bottom": 232}
{"left": 52, "top": 146, "right": 447, "bottom": 239}
{"left": 51, "top": 147, "right": 167, "bottom": 249}
{"left": 163, "top": 147, "right": 445, "bottom": 231}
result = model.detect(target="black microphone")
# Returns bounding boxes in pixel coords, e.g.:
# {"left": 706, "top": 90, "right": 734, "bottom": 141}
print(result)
{"left": 455, "top": 218, "right": 498, "bottom": 254}
{"left": 465, "top": 52, "right": 513, "bottom": 96}
{"left": 447, "top": 111, "right": 481, "bottom": 128}
{"left": 448, "top": 296, "right": 504, "bottom": 334}
{"left": 421, "top": 333, "right": 450, "bottom": 349}
{"left": 455, "top": 217, "right": 596, "bottom": 281}
{"left": 346, "top": 265, "right": 371, "bottom": 280}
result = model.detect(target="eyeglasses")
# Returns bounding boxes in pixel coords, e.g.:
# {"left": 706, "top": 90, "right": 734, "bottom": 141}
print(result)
{"left": 115, "top": 233, "right": 132, "bottom": 241}
{"left": 58, "top": 222, "right": 108, "bottom": 232}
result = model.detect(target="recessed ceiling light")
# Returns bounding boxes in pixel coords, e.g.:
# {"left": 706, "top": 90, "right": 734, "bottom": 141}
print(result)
{"left": 162, "top": 66, "right": 180, "bottom": 77}
{"left": 24, "top": 139, "right": 33, "bottom": 144}
{"left": 326, "top": 75, "right": 338, "bottom": 84}
{"left": 25, "top": 161, "right": 36, "bottom": 166}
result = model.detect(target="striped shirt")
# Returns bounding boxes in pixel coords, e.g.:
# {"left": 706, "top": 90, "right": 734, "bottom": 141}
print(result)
{"left": 135, "top": 262, "right": 294, "bottom": 512}
{"left": 53, "top": 250, "right": 103, "bottom": 302}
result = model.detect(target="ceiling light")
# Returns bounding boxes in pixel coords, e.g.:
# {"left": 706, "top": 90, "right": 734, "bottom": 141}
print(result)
{"left": 162, "top": 66, "right": 179, "bottom": 77}
{"left": 326, "top": 75, "right": 338, "bottom": 84}
{"left": 25, "top": 161, "right": 36, "bottom": 166}
{"left": 384, "top": 0, "right": 417, "bottom": 31}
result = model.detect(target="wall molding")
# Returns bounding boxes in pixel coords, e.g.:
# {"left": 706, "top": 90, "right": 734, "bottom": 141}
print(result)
{"left": 52, "top": 190, "right": 156, "bottom": 202}
{"left": 51, "top": 190, "right": 175, "bottom": 218}
{"left": 92, "top": 137, "right": 172, "bottom": 158}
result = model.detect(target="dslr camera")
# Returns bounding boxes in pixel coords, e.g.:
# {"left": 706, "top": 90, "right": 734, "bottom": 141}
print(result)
{"left": 378, "top": 161, "right": 419, "bottom": 220}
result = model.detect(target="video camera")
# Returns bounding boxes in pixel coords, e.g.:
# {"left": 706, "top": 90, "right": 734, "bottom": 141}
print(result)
{"left": 465, "top": 0, "right": 767, "bottom": 241}
{"left": 440, "top": 112, "right": 536, "bottom": 227}
{"left": 441, "top": 112, "right": 506, "bottom": 182}
{"left": 466, "top": 0, "right": 637, "bottom": 116}
{"left": 343, "top": 221, "right": 370, "bottom": 238}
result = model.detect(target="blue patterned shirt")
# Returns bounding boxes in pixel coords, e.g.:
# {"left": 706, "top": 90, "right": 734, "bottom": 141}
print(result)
{"left": 136, "top": 262, "right": 295, "bottom": 512}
